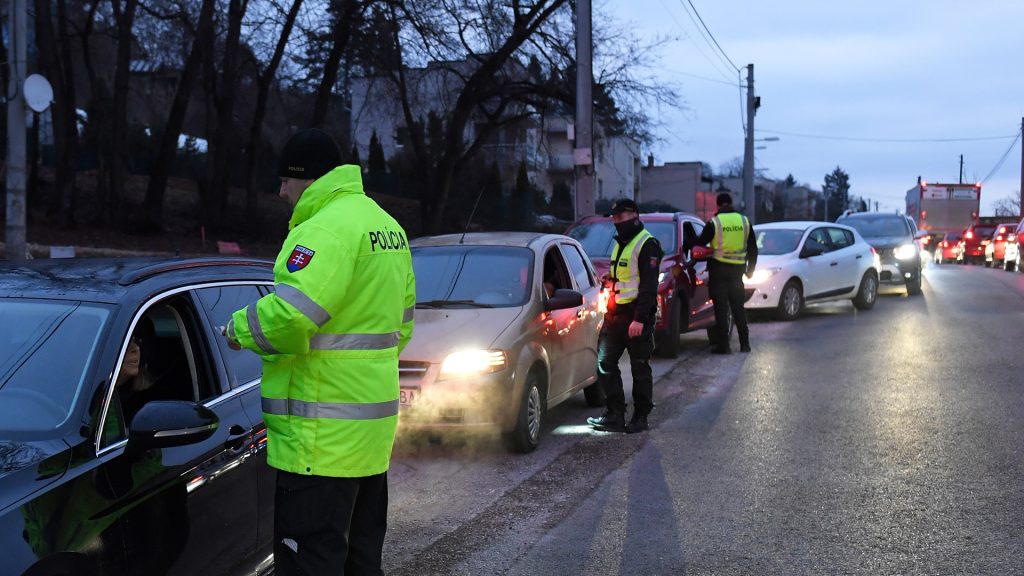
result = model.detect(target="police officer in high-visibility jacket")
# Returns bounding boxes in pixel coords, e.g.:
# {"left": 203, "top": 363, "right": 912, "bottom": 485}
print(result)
{"left": 224, "top": 128, "right": 415, "bottom": 575}
{"left": 587, "top": 198, "right": 663, "bottom": 434}
{"left": 686, "top": 192, "right": 758, "bottom": 354}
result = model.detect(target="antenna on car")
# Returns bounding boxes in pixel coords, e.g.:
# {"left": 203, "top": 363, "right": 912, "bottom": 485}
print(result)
{"left": 459, "top": 185, "right": 487, "bottom": 245}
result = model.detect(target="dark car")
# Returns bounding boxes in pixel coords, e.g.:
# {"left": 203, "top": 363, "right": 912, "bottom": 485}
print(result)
{"left": 566, "top": 212, "right": 728, "bottom": 358}
{"left": 1, "top": 257, "right": 276, "bottom": 576}
{"left": 836, "top": 212, "right": 924, "bottom": 295}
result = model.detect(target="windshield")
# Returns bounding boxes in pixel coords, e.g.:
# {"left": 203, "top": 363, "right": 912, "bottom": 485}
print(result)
{"left": 567, "top": 220, "right": 677, "bottom": 259}
{"left": 971, "top": 225, "right": 996, "bottom": 238}
{"left": 0, "top": 300, "right": 111, "bottom": 433}
{"left": 756, "top": 229, "right": 804, "bottom": 255}
{"left": 412, "top": 245, "right": 534, "bottom": 307}
{"left": 840, "top": 216, "right": 909, "bottom": 238}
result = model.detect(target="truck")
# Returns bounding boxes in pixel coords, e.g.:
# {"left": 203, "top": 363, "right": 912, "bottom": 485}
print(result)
{"left": 905, "top": 178, "right": 981, "bottom": 252}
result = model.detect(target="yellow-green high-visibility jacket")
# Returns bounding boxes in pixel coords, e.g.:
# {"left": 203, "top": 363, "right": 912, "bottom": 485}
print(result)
{"left": 229, "top": 165, "right": 416, "bottom": 478}
{"left": 711, "top": 212, "right": 750, "bottom": 265}
{"left": 610, "top": 229, "right": 654, "bottom": 304}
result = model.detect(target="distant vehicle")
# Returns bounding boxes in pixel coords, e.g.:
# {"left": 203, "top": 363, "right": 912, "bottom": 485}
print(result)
{"left": 566, "top": 212, "right": 725, "bottom": 359}
{"left": 932, "top": 231, "right": 962, "bottom": 264}
{"left": 957, "top": 222, "right": 998, "bottom": 265}
{"left": 837, "top": 212, "right": 925, "bottom": 295}
{"left": 905, "top": 179, "right": 981, "bottom": 251}
{"left": 743, "top": 222, "right": 880, "bottom": 320}
{"left": 1003, "top": 220, "right": 1024, "bottom": 271}
{"left": 398, "top": 232, "right": 601, "bottom": 453}
{"left": 984, "top": 221, "right": 1019, "bottom": 268}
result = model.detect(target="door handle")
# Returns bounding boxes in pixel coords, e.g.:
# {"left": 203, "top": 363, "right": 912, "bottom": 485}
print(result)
{"left": 225, "top": 424, "right": 248, "bottom": 451}
{"left": 856, "top": 254, "right": 863, "bottom": 259}
{"left": 830, "top": 262, "right": 838, "bottom": 267}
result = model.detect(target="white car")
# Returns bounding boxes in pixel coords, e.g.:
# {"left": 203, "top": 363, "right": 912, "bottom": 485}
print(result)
{"left": 743, "top": 221, "right": 881, "bottom": 320}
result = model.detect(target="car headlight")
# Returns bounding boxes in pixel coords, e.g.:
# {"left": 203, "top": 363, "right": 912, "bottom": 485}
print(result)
{"left": 658, "top": 271, "right": 666, "bottom": 283}
{"left": 439, "top": 349, "right": 508, "bottom": 378}
{"left": 894, "top": 243, "right": 917, "bottom": 260}
{"left": 743, "top": 267, "right": 780, "bottom": 285}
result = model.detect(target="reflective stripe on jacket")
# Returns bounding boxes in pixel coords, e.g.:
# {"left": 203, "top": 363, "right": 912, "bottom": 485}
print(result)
{"left": 230, "top": 165, "right": 416, "bottom": 478}
{"left": 610, "top": 229, "right": 654, "bottom": 304}
{"left": 712, "top": 212, "right": 750, "bottom": 265}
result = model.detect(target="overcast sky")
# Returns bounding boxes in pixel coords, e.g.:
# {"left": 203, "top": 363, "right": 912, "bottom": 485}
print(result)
{"left": 605, "top": 0, "right": 1023, "bottom": 215}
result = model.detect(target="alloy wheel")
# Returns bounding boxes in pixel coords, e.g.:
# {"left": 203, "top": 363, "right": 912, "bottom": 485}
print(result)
{"left": 526, "top": 385, "right": 541, "bottom": 442}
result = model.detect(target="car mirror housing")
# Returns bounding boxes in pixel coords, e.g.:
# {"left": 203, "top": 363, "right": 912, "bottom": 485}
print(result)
{"left": 689, "top": 245, "right": 713, "bottom": 261}
{"left": 128, "top": 400, "right": 220, "bottom": 450}
{"left": 800, "top": 243, "right": 827, "bottom": 258}
{"left": 545, "top": 288, "right": 583, "bottom": 311}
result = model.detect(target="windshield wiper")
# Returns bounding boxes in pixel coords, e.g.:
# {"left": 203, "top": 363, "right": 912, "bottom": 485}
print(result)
{"left": 416, "top": 299, "right": 496, "bottom": 309}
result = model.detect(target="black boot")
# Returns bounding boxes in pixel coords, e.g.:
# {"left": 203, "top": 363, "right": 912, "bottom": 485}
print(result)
{"left": 587, "top": 410, "right": 625, "bottom": 432}
{"left": 626, "top": 412, "right": 649, "bottom": 433}
{"left": 711, "top": 345, "right": 732, "bottom": 355}
{"left": 739, "top": 339, "right": 751, "bottom": 353}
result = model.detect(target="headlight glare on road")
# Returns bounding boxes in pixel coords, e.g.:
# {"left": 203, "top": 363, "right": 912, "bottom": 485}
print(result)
{"left": 894, "top": 243, "right": 917, "bottom": 260}
{"left": 440, "top": 349, "right": 507, "bottom": 378}
{"left": 743, "top": 267, "right": 780, "bottom": 285}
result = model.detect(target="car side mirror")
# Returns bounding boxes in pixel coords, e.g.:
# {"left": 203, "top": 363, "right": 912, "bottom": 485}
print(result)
{"left": 545, "top": 288, "right": 583, "bottom": 311}
{"left": 800, "top": 242, "right": 827, "bottom": 258}
{"left": 689, "top": 245, "right": 713, "bottom": 261}
{"left": 128, "top": 400, "right": 219, "bottom": 450}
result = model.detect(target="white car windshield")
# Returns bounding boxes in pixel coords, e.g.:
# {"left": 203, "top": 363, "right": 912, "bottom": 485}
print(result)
{"left": 0, "top": 300, "right": 111, "bottom": 433}
{"left": 412, "top": 246, "right": 535, "bottom": 308}
{"left": 756, "top": 229, "right": 804, "bottom": 255}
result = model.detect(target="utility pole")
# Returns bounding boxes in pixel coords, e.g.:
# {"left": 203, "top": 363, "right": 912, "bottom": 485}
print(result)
{"left": 5, "top": 0, "right": 28, "bottom": 260}
{"left": 1020, "top": 118, "right": 1023, "bottom": 216}
{"left": 959, "top": 154, "right": 964, "bottom": 184}
{"left": 573, "top": 0, "right": 594, "bottom": 220}
{"left": 742, "top": 63, "right": 756, "bottom": 224}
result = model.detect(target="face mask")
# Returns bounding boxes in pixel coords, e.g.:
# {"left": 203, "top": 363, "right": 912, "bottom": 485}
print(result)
{"left": 614, "top": 217, "right": 640, "bottom": 237}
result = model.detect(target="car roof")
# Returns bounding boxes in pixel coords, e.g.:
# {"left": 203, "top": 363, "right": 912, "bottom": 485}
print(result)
{"left": 573, "top": 211, "right": 700, "bottom": 224}
{"left": 837, "top": 212, "right": 906, "bottom": 220}
{"left": 410, "top": 232, "right": 569, "bottom": 249}
{"left": 754, "top": 220, "right": 854, "bottom": 232}
{"left": 0, "top": 257, "right": 274, "bottom": 303}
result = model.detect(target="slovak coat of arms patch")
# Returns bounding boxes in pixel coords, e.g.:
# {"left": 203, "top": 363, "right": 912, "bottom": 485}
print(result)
{"left": 286, "top": 245, "right": 315, "bottom": 272}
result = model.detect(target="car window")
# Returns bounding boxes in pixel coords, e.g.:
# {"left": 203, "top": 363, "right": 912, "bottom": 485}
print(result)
{"left": 827, "top": 227, "right": 854, "bottom": 248}
{"left": 568, "top": 220, "right": 677, "bottom": 259}
{"left": 755, "top": 228, "right": 803, "bottom": 255}
{"left": 195, "top": 285, "right": 265, "bottom": 389}
{"left": 560, "top": 243, "right": 595, "bottom": 290}
{"left": 543, "top": 246, "right": 574, "bottom": 298}
{"left": 0, "top": 300, "right": 111, "bottom": 433}
{"left": 101, "top": 297, "right": 216, "bottom": 448}
{"left": 806, "top": 228, "right": 834, "bottom": 252}
{"left": 840, "top": 216, "right": 910, "bottom": 238}
{"left": 412, "top": 245, "right": 534, "bottom": 307}
{"left": 971, "top": 225, "right": 996, "bottom": 238}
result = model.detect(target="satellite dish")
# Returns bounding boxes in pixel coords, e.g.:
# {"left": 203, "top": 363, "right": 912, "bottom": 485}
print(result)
{"left": 23, "top": 74, "right": 54, "bottom": 113}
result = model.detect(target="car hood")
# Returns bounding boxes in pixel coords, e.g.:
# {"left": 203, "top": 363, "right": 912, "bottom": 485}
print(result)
{"left": 754, "top": 254, "right": 792, "bottom": 268}
{"left": 402, "top": 306, "right": 524, "bottom": 362}
{"left": 0, "top": 439, "right": 71, "bottom": 511}
{"left": 862, "top": 236, "right": 912, "bottom": 250}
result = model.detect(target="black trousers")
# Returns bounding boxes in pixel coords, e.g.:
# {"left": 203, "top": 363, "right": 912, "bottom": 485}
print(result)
{"left": 274, "top": 470, "right": 388, "bottom": 576}
{"left": 597, "top": 308, "right": 654, "bottom": 415}
{"left": 709, "top": 263, "right": 749, "bottom": 349}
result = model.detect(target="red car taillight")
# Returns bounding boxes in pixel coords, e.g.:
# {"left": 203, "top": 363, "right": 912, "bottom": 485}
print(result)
{"left": 966, "top": 231, "right": 974, "bottom": 239}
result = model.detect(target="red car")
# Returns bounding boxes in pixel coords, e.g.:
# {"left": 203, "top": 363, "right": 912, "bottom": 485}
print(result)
{"left": 566, "top": 212, "right": 723, "bottom": 358}
{"left": 984, "top": 222, "right": 1019, "bottom": 268}
{"left": 956, "top": 222, "right": 997, "bottom": 264}
{"left": 932, "top": 231, "right": 962, "bottom": 264}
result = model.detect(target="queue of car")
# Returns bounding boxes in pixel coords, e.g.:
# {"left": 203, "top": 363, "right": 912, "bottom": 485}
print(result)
{"left": 926, "top": 218, "right": 1022, "bottom": 272}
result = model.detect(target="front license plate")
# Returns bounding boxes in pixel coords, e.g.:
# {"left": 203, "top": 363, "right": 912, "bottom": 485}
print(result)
{"left": 399, "top": 387, "right": 419, "bottom": 406}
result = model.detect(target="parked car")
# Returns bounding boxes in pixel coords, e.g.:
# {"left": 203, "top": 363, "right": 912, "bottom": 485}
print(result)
{"left": 1, "top": 257, "right": 276, "bottom": 576}
{"left": 742, "top": 222, "right": 880, "bottom": 320}
{"left": 397, "top": 232, "right": 601, "bottom": 453}
{"left": 1003, "top": 220, "right": 1024, "bottom": 271}
{"left": 984, "top": 221, "right": 1018, "bottom": 268}
{"left": 836, "top": 212, "right": 924, "bottom": 295}
{"left": 566, "top": 212, "right": 724, "bottom": 359}
{"left": 932, "top": 231, "right": 962, "bottom": 264}
{"left": 956, "top": 222, "right": 997, "bottom": 264}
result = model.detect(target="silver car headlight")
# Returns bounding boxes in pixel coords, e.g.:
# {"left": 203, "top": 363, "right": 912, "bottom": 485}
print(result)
{"left": 439, "top": 349, "right": 508, "bottom": 378}
{"left": 894, "top": 243, "right": 917, "bottom": 260}
{"left": 743, "top": 267, "right": 780, "bottom": 285}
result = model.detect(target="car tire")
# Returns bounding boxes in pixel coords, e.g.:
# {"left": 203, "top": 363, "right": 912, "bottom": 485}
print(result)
{"left": 852, "top": 271, "right": 878, "bottom": 310}
{"left": 655, "top": 293, "right": 684, "bottom": 359}
{"left": 906, "top": 270, "right": 922, "bottom": 295}
{"left": 506, "top": 372, "right": 543, "bottom": 453}
{"left": 1004, "top": 258, "right": 1015, "bottom": 272}
{"left": 776, "top": 280, "right": 803, "bottom": 321}
{"left": 583, "top": 382, "right": 604, "bottom": 407}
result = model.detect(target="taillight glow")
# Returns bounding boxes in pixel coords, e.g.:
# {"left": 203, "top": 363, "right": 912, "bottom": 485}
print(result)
{"left": 966, "top": 231, "right": 973, "bottom": 239}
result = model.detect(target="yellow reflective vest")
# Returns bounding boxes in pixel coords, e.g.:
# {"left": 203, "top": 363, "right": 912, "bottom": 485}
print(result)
{"left": 711, "top": 212, "right": 750, "bottom": 265}
{"left": 229, "top": 165, "right": 416, "bottom": 478}
{"left": 609, "top": 229, "right": 654, "bottom": 305}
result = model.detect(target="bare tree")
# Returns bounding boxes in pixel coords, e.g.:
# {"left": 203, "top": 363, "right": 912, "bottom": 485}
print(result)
{"left": 108, "top": 0, "right": 141, "bottom": 219}
{"left": 993, "top": 193, "right": 1021, "bottom": 217}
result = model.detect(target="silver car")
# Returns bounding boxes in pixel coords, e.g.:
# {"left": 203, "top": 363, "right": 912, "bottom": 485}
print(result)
{"left": 398, "top": 232, "right": 603, "bottom": 452}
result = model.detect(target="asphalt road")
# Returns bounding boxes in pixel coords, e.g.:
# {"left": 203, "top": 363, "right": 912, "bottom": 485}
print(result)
{"left": 384, "top": 260, "right": 1024, "bottom": 576}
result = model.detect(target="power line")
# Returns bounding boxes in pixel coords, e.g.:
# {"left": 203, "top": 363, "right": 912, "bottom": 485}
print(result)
{"left": 683, "top": 0, "right": 739, "bottom": 72}
{"left": 660, "top": 67, "right": 740, "bottom": 87}
{"left": 758, "top": 128, "right": 1018, "bottom": 143}
{"left": 981, "top": 129, "right": 1022, "bottom": 184}
{"left": 675, "top": 0, "right": 738, "bottom": 75}
{"left": 654, "top": 0, "right": 736, "bottom": 83}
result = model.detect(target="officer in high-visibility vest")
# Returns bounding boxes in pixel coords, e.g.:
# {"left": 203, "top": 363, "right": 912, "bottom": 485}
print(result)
{"left": 224, "top": 128, "right": 416, "bottom": 575}
{"left": 587, "top": 198, "right": 663, "bottom": 434}
{"left": 686, "top": 192, "right": 758, "bottom": 354}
